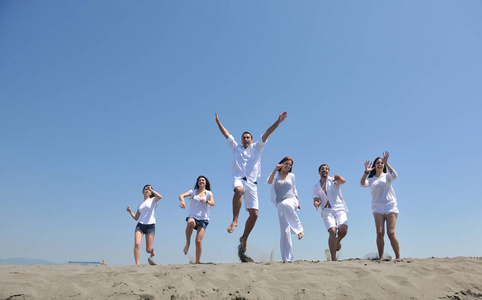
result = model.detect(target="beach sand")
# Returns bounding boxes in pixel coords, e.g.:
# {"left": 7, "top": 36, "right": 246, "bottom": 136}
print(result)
{"left": 1, "top": 257, "right": 481, "bottom": 299}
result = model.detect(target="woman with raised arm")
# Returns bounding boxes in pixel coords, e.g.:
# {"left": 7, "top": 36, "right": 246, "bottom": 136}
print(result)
{"left": 126, "top": 184, "right": 162, "bottom": 265}
{"left": 179, "top": 175, "right": 215, "bottom": 264}
{"left": 267, "top": 157, "right": 304, "bottom": 262}
{"left": 360, "top": 151, "right": 400, "bottom": 260}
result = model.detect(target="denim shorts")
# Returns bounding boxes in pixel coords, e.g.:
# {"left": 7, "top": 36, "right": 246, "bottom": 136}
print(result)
{"left": 135, "top": 223, "right": 155, "bottom": 235}
{"left": 186, "top": 217, "right": 209, "bottom": 230}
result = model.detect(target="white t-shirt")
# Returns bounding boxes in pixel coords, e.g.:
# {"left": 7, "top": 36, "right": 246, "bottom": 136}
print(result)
{"left": 187, "top": 189, "right": 212, "bottom": 221}
{"left": 227, "top": 135, "right": 266, "bottom": 183}
{"left": 137, "top": 197, "right": 157, "bottom": 225}
{"left": 312, "top": 177, "right": 348, "bottom": 213}
{"left": 360, "top": 170, "right": 398, "bottom": 209}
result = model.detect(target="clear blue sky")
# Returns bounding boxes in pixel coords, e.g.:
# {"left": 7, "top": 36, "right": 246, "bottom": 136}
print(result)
{"left": 1, "top": 1, "right": 481, "bottom": 266}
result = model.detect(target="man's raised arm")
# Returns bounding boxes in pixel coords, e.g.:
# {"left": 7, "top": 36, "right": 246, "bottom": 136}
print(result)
{"left": 261, "top": 111, "right": 287, "bottom": 142}
{"left": 215, "top": 112, "right": 230, "bottom": 139}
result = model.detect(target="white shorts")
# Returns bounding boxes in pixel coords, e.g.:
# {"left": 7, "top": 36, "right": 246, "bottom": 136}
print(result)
{"left": 233, "top": 178, "right": 258, "bottom": 210}
{"left": 321, "top": 209, "right": 348, "bottom": 231}
{"left": 372, "top": 203, "right": 399, "bottom": 216}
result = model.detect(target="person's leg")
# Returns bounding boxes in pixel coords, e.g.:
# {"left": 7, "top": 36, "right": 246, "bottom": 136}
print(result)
{"left": 322, "top": 210, "right": 337, "bottom": 261}
{"left": 184, "top": 218, "right": 195, "bottom": 254}
{"left": 386, "top": 213, "right": 400, "bottom": 259}
{"left": 373, "top": 213, "right": 386, "bottom": 259}
{"left": 284, "top": 198, "right": 304, "bottom": 240}
{"left": 337, "top": 224, "right": 348, "bottom": 251}
{"left": 335, "top": 211, "right": 348, "bottom": 251}
{"left": 145, "top": 234, "right": 155, "bottom": 257}
{"left": 278, "top": 203, "right": 293, "bottom": 261}
{"left": 195, "top": 227, "right": 206, "bottom": 264}
{"left": 134, "top": 230, "right": 143, "bottom": 265}
{"left": 239, "top": 181, "right": 259, "bottom": 253}
{"left": 328, "top": 227, "right": 337, "bottom": 261}
{"left": 228, "top": 186, "right": 243, "bottom": 233}
{"left": 239, "top": 208, "right": 258, "bottom": 253}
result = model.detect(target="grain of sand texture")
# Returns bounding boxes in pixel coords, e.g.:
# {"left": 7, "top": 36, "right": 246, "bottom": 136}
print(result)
{"left": 1, "top": 257, "right": 481, "bottom": 299}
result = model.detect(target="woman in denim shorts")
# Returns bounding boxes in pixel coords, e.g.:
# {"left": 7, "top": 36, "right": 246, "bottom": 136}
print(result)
{"left": 179, "top": 175, "right": 215, "bottom": 264}
{"left": 126, "top": 184, "right": 162, "bottom": 265}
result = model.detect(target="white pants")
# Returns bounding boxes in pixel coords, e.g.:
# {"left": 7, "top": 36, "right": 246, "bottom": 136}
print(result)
{"left": 277, "top": 197, "right": 303, "bottom": 262}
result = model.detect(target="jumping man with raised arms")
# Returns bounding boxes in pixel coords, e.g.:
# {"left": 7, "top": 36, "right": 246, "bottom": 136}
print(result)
{"left": 215, "top": 111, "right": 287, "bottom": 258}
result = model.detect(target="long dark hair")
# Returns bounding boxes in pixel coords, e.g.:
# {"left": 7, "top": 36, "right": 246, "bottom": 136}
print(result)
{"left": 278, "top": 157, "right": 293, "bottom": 173}
{"left": 368, "top": 157, "right": 387, "bottom": 178}
{"left": 194, "top": 175, "right": 211, "bottom": 191}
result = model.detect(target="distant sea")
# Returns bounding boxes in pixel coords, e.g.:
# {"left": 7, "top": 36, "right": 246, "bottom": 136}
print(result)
{"left": 0, "top": 257, "right": 62, "bottom": 265}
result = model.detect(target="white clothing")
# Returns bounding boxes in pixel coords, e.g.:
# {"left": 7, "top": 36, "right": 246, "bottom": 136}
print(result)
{"left": 277, "top": 198, "right": 303, "bottom": 262}
{"left": 322, "top": 209, "right": 348, "bottom": 230}
{"left": 233, "top": 178, "right": 259, "bottom": 210}
{"left": 269, "top": 172, "right": 303, "bottom": 262}
{"left": 274, "top": 173, "right": 297, "bottom": 203}
{"left": 227, "top": 135, "right": 266, "bottom": 183}
{"left": 360, "top": 170, "right": 398, "bottom": 214}
{"left": 312, "top": 177, "right": 348, "bottom": 213}
{"left": 312, "top": 177, "right": 348, "bottom": 230}
{"left": 269, "top": 172, "right": 298, "bottom": 206}
{"left": 372, "top": 202, "right": 399, "bottom": 215}
{"left": 137, "top": 197, "right": 157, "bottom": 225}
{"left": 186, "top": 189, "right": 212, "bottom": 221}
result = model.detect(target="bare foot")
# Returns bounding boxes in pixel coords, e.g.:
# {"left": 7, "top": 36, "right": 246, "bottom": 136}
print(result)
{"left": 379, "top": 254, "right": 392, "bottom": 261}
{"left": 239, "top": 237, "right": 247, "bottom": 253}
{"left": 336, "top": 241, "right": 342, "bottom": 251}
{"left": 183, "top": 243, "right": 190, "bottom": 255}
{"left": 150, "top": 249, "right": 155, "bottom": 258}
{"left": 298, "top": 232, "right": 304, "bottom": 240}
{"left": 227, "top": 221, "right": 238, "bottom": 233}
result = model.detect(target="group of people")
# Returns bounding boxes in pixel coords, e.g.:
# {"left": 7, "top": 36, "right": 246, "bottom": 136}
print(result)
{"left": 126, "top": 111, "right": 401, "bottom": 265}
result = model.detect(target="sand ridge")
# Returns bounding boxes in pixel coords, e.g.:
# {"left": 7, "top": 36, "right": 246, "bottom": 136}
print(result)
{"left": 1, "top": 257, "right": 481, "bottom": 299}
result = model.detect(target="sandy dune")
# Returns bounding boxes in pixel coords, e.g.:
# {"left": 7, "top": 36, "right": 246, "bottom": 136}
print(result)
{"left": 1, "top": 257, "right": 481, "bottom": 299}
